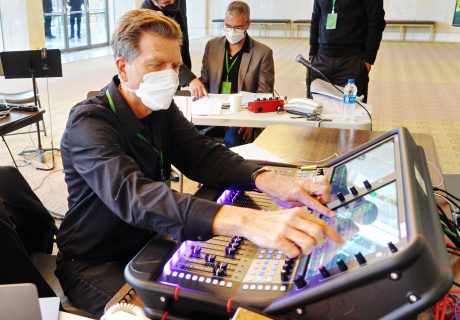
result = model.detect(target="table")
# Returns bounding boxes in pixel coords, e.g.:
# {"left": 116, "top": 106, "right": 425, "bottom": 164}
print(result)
{"left": 253, "top": 125, "right": 441, "bottom": 180}
{"left": 0, "top": 110, "right": 45, "bottom": 166}
{"left": 187, "top": 96, "right": 372, "bottom": 131}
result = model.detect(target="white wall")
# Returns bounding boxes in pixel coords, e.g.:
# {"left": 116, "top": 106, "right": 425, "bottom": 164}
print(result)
{"left": 0, "top": 0, "right": 29, "bottom": 50}
{"left": 206, "top": 0, "right": 460, "bottom": 42}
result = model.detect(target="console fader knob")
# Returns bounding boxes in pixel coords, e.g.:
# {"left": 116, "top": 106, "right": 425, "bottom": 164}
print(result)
{"left": 319, "top": 266, "right": 330, "bottom": 278}
{"left": 294, "top": 275, "right": 307, "bottom": 289}
{"left": 336, "top": 259, "right": 348, "bottom": 272}
{"left": 388, "top": 242, "right": 398, "bottom": 253}
{"left": 355, "top": 252, "right": 367, "bottom": 265}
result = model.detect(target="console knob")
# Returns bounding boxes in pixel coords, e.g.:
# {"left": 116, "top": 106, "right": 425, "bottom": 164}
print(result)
{"left": 388, "top": 242, "right": 398, "bottom": 253}
{"left": 294, "top": 275, "right": 307, "bottom": 289}
{"left": 284, "top": 258, "right": 294, "bottom": 266}
{"left": 214, "top": 268, "right": 225, "bottom": 277}
{"left": 319, "top": 266, "right": 330, "bottom": 278}
{"left": 336, "top": 192, "right": 345, "bottom": 202}
{"left": 317, "top": 168, "right": 324, "bottom": 176}
{"left": 336, "top": 259, "right": 348, "bottom": 272}
{"left": 349, "top": 186, "right": 358, "bottom": 196}
{"left": 363, "top": 180, "right": 372, "bottom": 189}
{"left": 280, "top": 269, "right": 289, "bottom": 282}
{"left": 205, "top": 254, "right": 216, "bottom": 264}
{"left": 282, "top": 264, "right": 292, "bottom": 273}
{"left": 355, "top": 252, "right": 367, "bottom": 265}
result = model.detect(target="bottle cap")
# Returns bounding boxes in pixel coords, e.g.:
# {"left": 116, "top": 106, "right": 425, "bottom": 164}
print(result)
{"left": 348, "top": 79, "right": 355, "bottom": 84}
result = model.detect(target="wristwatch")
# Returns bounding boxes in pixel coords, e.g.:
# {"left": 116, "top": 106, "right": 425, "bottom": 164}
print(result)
{"left": 251, "top": 167, "right": 272, "bottom": 190}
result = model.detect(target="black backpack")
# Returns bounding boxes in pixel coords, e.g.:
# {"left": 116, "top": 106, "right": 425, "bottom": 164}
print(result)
{"left": 0, "top": 166, "right": 57, "bottom": 255}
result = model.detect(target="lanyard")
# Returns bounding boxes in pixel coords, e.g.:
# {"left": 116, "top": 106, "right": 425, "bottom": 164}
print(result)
{"left": 225, "top": 49, "right": 240, "bottom": 82}
{"left": 331, "top": 0, "right": 336, "bottom": 13}
{"left": 105, "top": 90, "right": 167, "bottom": 184}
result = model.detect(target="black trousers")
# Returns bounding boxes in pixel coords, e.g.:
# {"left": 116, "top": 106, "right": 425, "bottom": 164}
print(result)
{"left": 44, "top": 16, "right": 52, "bottom": 36}
{"left": 69, "top": 13, "right": 82, "bottom": 38}
{"left": 55, "top": 254, "right": 126, "bottom": 317}
{"left": 310, "top": 52, "right": 370, "bottom": 103}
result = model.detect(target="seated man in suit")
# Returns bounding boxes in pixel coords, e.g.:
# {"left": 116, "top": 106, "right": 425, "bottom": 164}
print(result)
{"left": 199, "top": 1, "right": 275, "bottom": 147}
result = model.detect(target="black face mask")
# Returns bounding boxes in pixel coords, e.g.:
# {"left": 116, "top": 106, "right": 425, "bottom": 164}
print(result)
{"left": 162, "top": 0, "right": 180, "bottom": 17}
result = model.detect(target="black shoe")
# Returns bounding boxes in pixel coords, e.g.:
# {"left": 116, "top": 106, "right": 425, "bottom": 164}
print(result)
{"left": 70, "top": 36, "right": 74, "bottom": 39}
{"left": 46, "top": 35, "right": 56, "bottom": 39}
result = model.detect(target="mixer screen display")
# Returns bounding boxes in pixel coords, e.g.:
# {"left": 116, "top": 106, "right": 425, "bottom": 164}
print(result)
{"left": 330, "top": 139, "right": 396, "bottom": 197}
{"left": 307, "top": 181, "right": 403, "bottom": 279}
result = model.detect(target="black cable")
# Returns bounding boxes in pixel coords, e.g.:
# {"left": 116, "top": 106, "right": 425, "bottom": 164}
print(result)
{"left": 434, "top": 187, "right": 460, "bottom": 202}
{"left": 310, "top": 66, "right": 373, "bottom": 131}
{"left": 447, "top": 250, "right": 460, "bottom": 257}
{"left": 453, "top": 281, "right": 460, "bottom": 288}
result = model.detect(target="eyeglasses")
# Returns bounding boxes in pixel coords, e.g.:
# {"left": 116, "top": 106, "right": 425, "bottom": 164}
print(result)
{"left": 224, "top": 25, "right": 246, "bottom": 32}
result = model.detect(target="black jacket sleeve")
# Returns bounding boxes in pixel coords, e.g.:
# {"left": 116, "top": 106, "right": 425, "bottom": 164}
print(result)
{"left": 364, "top": 0, "right": 386, "bottom": 64}
{"left": 309, "top": 0, "right": 321, "bottom": 57}
{"left": 179, "top": 64, "right": 197, "bottom": 87}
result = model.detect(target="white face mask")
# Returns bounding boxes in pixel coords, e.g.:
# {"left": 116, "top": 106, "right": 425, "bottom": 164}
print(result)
{"left": 121, "top": 69, "right": 179, "bottom": 111}
{"left": 224, "top": 27, "right": 246, "bottom": 44}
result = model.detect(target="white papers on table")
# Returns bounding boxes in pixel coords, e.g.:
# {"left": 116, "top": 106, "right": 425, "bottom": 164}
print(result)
{"left": 311, "top": 78, "right": 344, "bottom": 101}
{"left": 239, "top": 91, "right": 273, "bottom": 105}
{"left": 230, "top": 143, "right": 285, "bottom": 163}
{"left": 190, "top": 94, "right": 226, "bottom": 116}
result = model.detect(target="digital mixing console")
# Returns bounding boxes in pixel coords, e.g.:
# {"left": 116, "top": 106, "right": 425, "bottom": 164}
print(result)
{"left": 125, "top": 128, "right": 452, "bottom": 320}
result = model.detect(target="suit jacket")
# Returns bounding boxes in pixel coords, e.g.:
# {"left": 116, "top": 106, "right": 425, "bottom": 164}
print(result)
{"left": 200, "top": 36, "right": 275, "bottom": 94}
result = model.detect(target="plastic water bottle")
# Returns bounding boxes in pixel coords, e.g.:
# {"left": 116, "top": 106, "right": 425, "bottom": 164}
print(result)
{"left": 343, "top": 79, "right": 357, "bottom": 121}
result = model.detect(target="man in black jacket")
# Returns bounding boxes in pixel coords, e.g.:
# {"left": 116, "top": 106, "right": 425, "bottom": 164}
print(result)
{"left": 42, "top": 0, "right": 55, "bottom": 39}
{"left": 309, "top": 0, "right": 386, "bottom": 102}
{"left": 56, "top": 9, "right": 342, "bottom": 316}
{"left": 141, "top": 0, "right": 208, "bottom": 97}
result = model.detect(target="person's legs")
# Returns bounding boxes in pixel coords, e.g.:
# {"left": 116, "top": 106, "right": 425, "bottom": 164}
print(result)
{"left": 44, "top": 16, "right": 53, "bottom": 37}
{"left": 76, "top": 13, "right": 82, "bottom": 39}
{"left": 69, "top": 14, "right": 76, "bottom": 38}
{"left": 55, "top": 255, "right": 126, "bottom": 317}
{"left": 224, "top": 127, "right": 245, "bottom": 148}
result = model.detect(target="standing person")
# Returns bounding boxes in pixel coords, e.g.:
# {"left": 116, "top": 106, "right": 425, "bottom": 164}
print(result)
{"left": 199, "top": 1, "right": 274, "bottom": 147}
{"left": 68, "top": 0, "right": 84, "bottom": 39}
{"left": 140, "top": 0, "right": 208, "bottom": 97}
{"left": 55, "top": 9, "right": 342, "bottom": 316}
{"left": 308, "top": 0, "right": 386, "bottom": 102}
{"left": 42, "top": 0, "right": 55, "bottom": 39}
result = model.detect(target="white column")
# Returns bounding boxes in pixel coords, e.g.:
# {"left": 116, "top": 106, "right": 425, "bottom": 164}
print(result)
{"left": 0, "top": 0, "right": 45, "bottom": 50}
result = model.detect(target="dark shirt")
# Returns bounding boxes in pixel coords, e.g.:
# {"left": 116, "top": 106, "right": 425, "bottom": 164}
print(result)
{"left": 42, "top": 0, "right": 53, "bottom": 13}
{"left": 309, "top": 0, "right": 386, "bottom": 64}
{"left": 58, "top": 76, "right": 260, "bottom": 262}
{"left": 140, "top": 0, "right": 196, "bottom": 86}
{"left": 68, "top": 0, "right": 83, "bottom": 11}
{"left": 219, "top": 35, "right": 251, "bottom": 94}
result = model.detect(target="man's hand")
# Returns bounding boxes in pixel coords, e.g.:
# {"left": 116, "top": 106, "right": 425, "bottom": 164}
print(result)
{"left": 254, "top": 171, "right": 334, "bottom": 216}
{"left": 188, "top": 78, "right": 208, "bottom": 98}
{"left": 238, "top": 127, "right": 253, "bottom": 143}
{"left": 213, "top": 205, "right": 343, "bottom": 258}
{"left": 365, "top": 62, "right": 372, "bottom": 72}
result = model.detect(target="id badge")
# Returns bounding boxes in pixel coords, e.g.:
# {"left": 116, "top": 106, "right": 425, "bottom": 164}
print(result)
{"left": 326, "top": 13, "right": 338, "bottom": 30}
{"left": 221, "top": 81, "right": 232, "bottom": 94}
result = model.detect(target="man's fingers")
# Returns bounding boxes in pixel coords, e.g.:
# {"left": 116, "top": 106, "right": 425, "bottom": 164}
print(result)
{"left": 284, "top": 227, "right": 317, "bottom": 255}
{"left": 278, "top": 238, "right": 301, "bottom": 258}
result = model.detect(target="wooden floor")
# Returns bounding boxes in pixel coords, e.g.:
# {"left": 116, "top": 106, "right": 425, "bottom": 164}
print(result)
{"left": 0, "top": 38, "right": 459, "bottom": 212}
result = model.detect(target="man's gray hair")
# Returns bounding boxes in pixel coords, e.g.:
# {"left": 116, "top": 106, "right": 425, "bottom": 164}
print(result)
{"left": 226, "top": 1, "right": 250, "bottom": 22}
{"left": 111, "top": 9, "right": 182, "bottom": 63}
